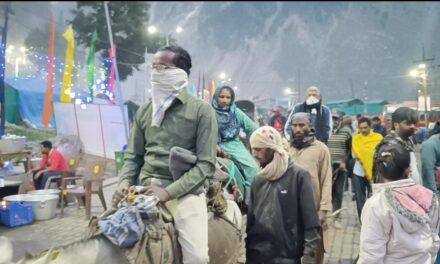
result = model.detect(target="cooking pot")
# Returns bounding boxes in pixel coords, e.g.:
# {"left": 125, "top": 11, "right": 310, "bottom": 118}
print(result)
{"left": 3, "top": 194, "right": 59, "bottom": 221}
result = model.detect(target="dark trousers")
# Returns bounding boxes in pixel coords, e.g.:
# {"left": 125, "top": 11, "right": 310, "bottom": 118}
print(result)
{"left": 33, "top": 169, "right": 63, "bottom": 190}
{"left": 332, "top": 163, "right": 347, "bottom": 213}
{"left": 351, "top": 174, "right": 371, "bottom": 222}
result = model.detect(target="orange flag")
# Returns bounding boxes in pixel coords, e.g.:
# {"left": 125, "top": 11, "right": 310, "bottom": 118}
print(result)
{"left": 42, "top": 15, "right": 55, "bottom": 127}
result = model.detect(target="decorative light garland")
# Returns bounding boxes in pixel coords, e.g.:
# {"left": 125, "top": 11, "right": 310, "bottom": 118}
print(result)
{"left": 2, "top": 48, "right": 116, "bottom": 104}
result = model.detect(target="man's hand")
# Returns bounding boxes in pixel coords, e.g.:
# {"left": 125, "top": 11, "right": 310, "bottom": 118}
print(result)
{"left": 34, "top": 170, "right": 45, "bottom": 180}
{"left": 216, "top": 145, "right": 226, "bottom": 158}
{"left": 27, "top": 168, "right": 37, "bottom": 176}
{"left": 111, "top": 185, "right": 128, "bottom": 208}
{"left": 318, "top": 210, "right": 326, "bottom": 222}
{"left": 141, "top": 185, "right": 171, "bottom": 202}
{"left": 319, "top": 210, "right": 332, "bottom": 232}
{"left": 339, "top": 163, "right": 347, "bottom": 172}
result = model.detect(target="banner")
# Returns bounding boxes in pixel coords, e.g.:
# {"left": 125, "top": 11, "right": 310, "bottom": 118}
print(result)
{"left": 0, "top": 7, "right": 9, "bottom": 137}
{"left": 42, "top": 16, "right": 55, "bottom": 127}
{"left": 87, "top": 30, "right": 98, "bottom": 102}
{"left": 60, "top": 24, "right": 75, "bottom": 103}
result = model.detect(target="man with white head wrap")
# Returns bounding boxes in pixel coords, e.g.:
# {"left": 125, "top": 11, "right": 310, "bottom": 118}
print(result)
{"left": 246, "top": 126, "right": 321, "bottom": 264}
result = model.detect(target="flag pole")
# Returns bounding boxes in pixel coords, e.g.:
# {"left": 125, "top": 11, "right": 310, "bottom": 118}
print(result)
{"left": 103, "top": 1, "right": 129, "bottom": 141}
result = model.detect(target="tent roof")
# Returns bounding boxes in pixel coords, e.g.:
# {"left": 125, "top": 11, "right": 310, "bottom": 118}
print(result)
{"left": 5, "top": 77, "right": 62, "bottom": 95}
{"left": 327, "top": 98, "right": 364, "bottom": 105}
{"left": 365, "top": 100, "right": 389, "bottom": 105}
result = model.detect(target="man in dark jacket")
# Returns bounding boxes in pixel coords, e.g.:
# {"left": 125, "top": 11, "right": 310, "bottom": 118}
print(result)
{"left": 247, "top": 126, "right": 321, "bottom": 264}
{"left": 268, "top": 106, "right": 287, "bottom": 134}
{"left": 372, "top": 116, "right": 387, "bottom": 137}
{"left": 284, "top": 86, "right": 333, "bottom": 144}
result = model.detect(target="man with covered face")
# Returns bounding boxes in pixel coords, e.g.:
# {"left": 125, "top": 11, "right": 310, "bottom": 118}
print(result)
{"left": 111, "top": 46, "right": 217, "bottom": 263}
{"left": 374, "top": 107, "right": 421, "bottom": 185}
{"left": 288, "top": 112, "right": 333, "bottom": 264}
{"left": 284, "top": 86, "right": 333, "bottom": 144}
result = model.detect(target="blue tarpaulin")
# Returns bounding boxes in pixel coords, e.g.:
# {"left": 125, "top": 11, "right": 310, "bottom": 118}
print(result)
{"left": 5, "top": 77, "right": 62, "bottom": 128}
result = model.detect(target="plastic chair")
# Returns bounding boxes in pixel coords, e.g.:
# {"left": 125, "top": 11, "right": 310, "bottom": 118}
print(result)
{"left": 60, "top": 159, "right": 108, "bottom": 219}
{"left": 43, "top": 155, "right": 81, "bottom": 190}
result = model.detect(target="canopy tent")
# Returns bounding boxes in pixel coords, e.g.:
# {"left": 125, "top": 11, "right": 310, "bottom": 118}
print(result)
{"left": 4, "top": 77, "right": 61, "bottom": 128}
{"left": 5, "top": 86, "right": 19, "bottom": 125}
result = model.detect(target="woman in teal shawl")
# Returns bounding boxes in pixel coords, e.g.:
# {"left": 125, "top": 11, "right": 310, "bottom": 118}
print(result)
{"left": 212, "top": 86, "right": 259, "bottom": 183}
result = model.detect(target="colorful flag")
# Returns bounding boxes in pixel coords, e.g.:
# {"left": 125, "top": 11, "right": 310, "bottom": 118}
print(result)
{"left": 102, "top": 59, "right": 111, "bottom": 94}
{"left": 0, "top": 7, "right": 8, "bottom": 137}
{"left": 207, "top": 79, "right": 212, "bottom": 102}
{"left": 212, "top": 80, "right": 216, "bottom": 97}
{"left": 201, "top": 72, "right": 206, "bottom": 100}
{"left": 108, "top": 44, "right": 116, "bottom": 99}
{"left": 42, "top": 15, "right": 55, "bottom": 127}
{"left": 87, "top": 30, "right": 98, "bottom": 102}
{"left": 191, "top": 83, "right": 196, "bottom": 96}
{"left": 60, "top": 24, "right": 75, "bottom": 103}
{"left": 196, "top": 71, "right": 201, "bottom": 98}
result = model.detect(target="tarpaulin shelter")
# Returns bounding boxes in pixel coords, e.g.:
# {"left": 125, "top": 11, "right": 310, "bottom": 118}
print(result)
{"left": 4, "top": 77, "right": 61, "bottom": 128}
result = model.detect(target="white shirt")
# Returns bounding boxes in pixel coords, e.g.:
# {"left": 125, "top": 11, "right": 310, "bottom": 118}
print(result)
{"left": 410, "top": 152, "right": 422, "bottom": 185}
{"left": 352, "top": 151, "right": 366, "bottom": 177}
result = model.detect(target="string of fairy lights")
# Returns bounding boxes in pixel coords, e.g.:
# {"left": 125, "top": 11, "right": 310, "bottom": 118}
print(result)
{"left": 3, "top": 43, "right": 116, "bottom": 106}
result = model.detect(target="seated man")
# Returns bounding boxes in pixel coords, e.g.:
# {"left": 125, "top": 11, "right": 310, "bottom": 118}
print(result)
{"left": 27, "top": 140, "right": 69, "bottom": 190}
{"left": 112, "top": 46, "right": 217, "bottom": 264}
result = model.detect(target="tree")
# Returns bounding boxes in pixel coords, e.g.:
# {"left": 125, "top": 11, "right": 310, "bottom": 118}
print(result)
{"left": 0, "top": 3, "right": 14, "bottom": 34}
{"left": 24, "top": 25, "right": 67, "bottom": 69}
{"left": 68, "top": 1, "right": 170, "bottom": 81}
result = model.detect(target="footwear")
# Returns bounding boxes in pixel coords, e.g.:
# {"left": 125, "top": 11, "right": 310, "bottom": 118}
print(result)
{"left": 352, "top": 195, "right": 356, "bottom": 201}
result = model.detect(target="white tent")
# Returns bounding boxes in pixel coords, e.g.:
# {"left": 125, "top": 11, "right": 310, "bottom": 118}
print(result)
{"left": 54, "top": 102, "right": 128, "bottom": 159}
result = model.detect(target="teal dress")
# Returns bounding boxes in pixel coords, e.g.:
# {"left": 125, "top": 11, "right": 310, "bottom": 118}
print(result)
{"left": 219, "top": 108, "right": 260, "bottom": 183}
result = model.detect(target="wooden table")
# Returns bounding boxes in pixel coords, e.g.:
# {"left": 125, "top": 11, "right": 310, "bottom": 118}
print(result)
{"left": 0, "top": 180, "right": 23, "bottom": 199}
{"left": 0, "top": 151, "right": 32, "bottom": 172}
{"left": 0, "top": 172, "right": 27, "bottom": 194}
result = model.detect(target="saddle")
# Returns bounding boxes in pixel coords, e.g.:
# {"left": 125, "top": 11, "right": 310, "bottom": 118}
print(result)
{"left": 87, "top": 186, "right": 242, "bottom": 264}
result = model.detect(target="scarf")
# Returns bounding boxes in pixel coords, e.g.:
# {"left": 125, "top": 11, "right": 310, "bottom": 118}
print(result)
{"left": 291, "top": 132, "right": 315, "bottom": 149}
{"left": 211, "top": 87, "right": 240, "bottom": 143}
{"left": 352, "top": 132, "right": 383, "bottom": 181}
{"left": 151, "top": 68, "right": 188, "bottom": 127}
{"left": 250, "top": 126, "right": 289, "bottom": 181}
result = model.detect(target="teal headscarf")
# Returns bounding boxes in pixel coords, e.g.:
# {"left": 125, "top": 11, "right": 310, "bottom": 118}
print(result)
{"left": 211, "top": 86, "right": 241, "bottom": 143}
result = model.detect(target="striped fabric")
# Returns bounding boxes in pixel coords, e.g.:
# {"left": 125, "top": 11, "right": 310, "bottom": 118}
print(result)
{"left": 328, "top": 127, "right": 352, "bottom": 164}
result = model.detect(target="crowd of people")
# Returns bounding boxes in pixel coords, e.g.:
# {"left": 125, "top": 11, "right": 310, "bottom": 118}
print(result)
{"left": 111, "top": 45, "right": 440, "bottom": 264}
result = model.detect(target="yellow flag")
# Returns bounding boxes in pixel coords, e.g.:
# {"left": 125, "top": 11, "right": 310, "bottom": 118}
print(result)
{"left": 60, "top": 24, "right": 75, "bottom": 103}
{"left": 212, "top": 80, "right": 216, "bottom": 96}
